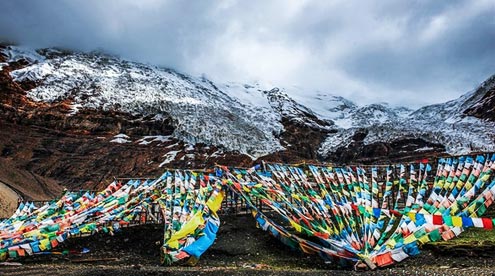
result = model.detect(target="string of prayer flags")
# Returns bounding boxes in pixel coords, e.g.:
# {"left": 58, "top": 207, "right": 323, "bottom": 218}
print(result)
{"left": 221, "top": 154, "right": 495, "bottom": 269}
{"left": 0, "top": 170, "right": 224, "bottom": 266}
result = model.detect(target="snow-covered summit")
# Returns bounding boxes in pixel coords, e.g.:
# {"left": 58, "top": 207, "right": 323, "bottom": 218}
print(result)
{"left": 292, "top": 92, "right": 412, "bottom": 129}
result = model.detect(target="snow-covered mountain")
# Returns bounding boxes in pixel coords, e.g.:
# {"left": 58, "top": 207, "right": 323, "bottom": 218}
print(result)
{"left": 318, "top": 77, "right": 495, "bottom": 158}
{"left": 2, "top": 45, "right": 494, "bottom": 163}
{"left": 3, "top": 46, "right": 285, "bottom": 158}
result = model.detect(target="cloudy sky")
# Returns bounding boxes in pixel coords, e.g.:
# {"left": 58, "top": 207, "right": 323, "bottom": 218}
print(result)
{"left": 0, "top": 0, "right": 494, "bottom": 107}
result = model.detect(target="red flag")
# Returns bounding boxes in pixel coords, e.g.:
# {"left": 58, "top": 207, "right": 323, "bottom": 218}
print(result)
{"left": 482, "top": 218, "right": 493, "bottom": 229}
{"left": 432, "top": 215, "right": 443, "bottom": 225}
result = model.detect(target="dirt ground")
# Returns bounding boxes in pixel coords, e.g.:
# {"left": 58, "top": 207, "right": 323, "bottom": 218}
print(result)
{"left": 2, "top": 214, "right": 495, "bottom": 276}
{"left": 0, "top": 180, "right": 20, "bottom": 218}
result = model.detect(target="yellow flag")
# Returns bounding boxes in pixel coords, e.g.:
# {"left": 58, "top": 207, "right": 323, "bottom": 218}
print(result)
{"left": 408, "top": 212, "right": 416, "bottom": 222}
{"left": 452, "top": 216, "right": 462, "bottom": 227}
{"left": 386, "top": 239, "right": 396, "bottom": 248}
{"left": 207, "top": 191, "right": 224, "bottom": 213}
{"left": 290, "top": 220, "right": 302, "bottom": 232}
{"left": 404, "top": 234, "right": 417, "bottom": 244}
{"left": 166, "top": 212, "right": 205, "bottom": 249}
{"left": 418, "top": 235, "right": 430, "bottom": 244}
{"left": 39, "top": 239, "right": 50, "bottom": 250}
{"left": 467, "top": 204, "right": 477, "bottom": 214}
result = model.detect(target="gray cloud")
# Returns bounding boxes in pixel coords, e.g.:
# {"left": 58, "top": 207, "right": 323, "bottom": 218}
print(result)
{"left": 0, "top": 0, "right": 494, "bottom": 108}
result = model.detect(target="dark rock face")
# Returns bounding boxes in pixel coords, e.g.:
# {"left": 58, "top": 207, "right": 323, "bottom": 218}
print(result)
{"left": 260, "top": 88, "right": 337, "bottom": 163}
{"left": 463, "top": 74, "right": 495, "bottom": 122}
{"left": 464, "top": 87, "right": 495, "bottom": 122}
{"left": 0, "top": 122, "right": 252, "bottom": 195}
{"left": 325, "top": 134, "right": 445, "bottom": 164}
{"left": 260, "top": 116, "right": 336, "bottom": 164}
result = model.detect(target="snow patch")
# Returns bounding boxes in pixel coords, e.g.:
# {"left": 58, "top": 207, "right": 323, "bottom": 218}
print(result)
{"left": 414, "top": 147, "right": 434, "bottom": 152}
{"left": 185, "top": 144, "right": 195, "bottom": 151}
{"left": 69, "top": 103, "right": 83, "bottom": 116}
{"left": 114, "top": 133, "right": 130, "bottom": 138}
{"left": 110, "top": 138, "right": 131, "bottom": 144}
{"left": 219, "top": 82, "right": 272, "bottom": 109}
{"left": 184, "top": 154, "right": 195, "bottom": 159}
{"left": 137, "top": 135, "right": 172, "bottom": 145}
{"left": 208, "top": 150, "right": 224, "bottom": 158}
{"left": 110, "top": 133, "right": 131, "bottom": 143}
{"left": 159, "top": 150, "right": 180, "bottom": 167}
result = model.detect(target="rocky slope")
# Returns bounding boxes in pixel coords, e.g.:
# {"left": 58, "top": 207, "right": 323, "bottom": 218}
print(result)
{"left": 464, "top": 75, "right": 495, "bottom": 122}
{"left": 0, "top": 45, "right": 494, "bottom": 198}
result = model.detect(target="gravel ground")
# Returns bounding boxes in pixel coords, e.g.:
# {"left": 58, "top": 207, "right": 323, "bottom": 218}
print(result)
{"left": 1, "top": 215, "right": 495, "bottom": 276}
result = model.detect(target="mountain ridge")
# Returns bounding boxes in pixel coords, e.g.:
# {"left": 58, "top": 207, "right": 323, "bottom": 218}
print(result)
{"left": 0, "top": 45, "right": 494, "bottom": 198}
